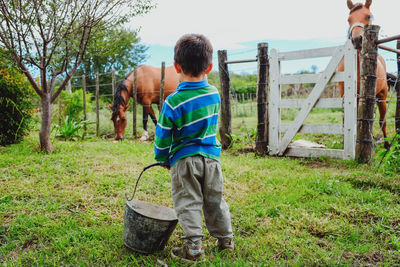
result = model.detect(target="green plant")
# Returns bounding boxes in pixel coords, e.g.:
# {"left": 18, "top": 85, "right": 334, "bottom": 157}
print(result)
{"left": 378, "top": 134, "right": 400, "bottom": 176}
{"left": 59, "top": 89, "right": 93, "bottom": 123}
{"left": 227, "top": 129, "right": 256, "bottom": 151}
{"left": 0, "top": 57, "right": 37, "bottom": 146}
{"left": 53, "top": 116, "right": 93, "bottom": 141}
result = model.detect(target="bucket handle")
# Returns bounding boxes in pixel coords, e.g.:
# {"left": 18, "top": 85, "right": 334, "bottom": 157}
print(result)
{"left": 125, "top": 161, "right": 169, "bottom": 201}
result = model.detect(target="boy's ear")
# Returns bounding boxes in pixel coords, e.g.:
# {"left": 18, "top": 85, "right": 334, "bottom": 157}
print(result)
{"left": 205, "top": 63, "right": 213, "bottom": 74}
{"left": 174, "top": 61, "right": 182, "bottom": 73}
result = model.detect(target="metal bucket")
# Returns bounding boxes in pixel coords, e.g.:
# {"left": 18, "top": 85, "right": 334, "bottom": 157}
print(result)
{"left": 124, "top": 162, "right": 178, "bottom": 254}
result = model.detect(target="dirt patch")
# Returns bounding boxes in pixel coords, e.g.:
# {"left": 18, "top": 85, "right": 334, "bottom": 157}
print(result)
{"left": 329, "top": 208, "right": 399, "bottom": 228}
{"left": 391, "top": 219, "right": 400, "bottom": 228}
{"left": 308, "top": 227, "right": 328, "bottom": 238}
{"left": 22, "top": 238, "right": 38, "bottom": 250}
{"left": 345, "top": 176, "right": 400, "bottom": 194}
{"left": 346, "top": 211, "right": 382, "bottom": 225}
{"left": 2, "top": 212, "right": 15, "bottom": 225}
{"left": 315, "top": 239, "right": 330, "bottom": 249}
{"left": 0, "top": 226, "right": 9, "bottom": 245}
{"left": 229, "top": 147, "right": 255, "bottom": 156}
{"left": 343, "top": 251, "right": 384, "bottom": 265}
{"left": 298, "top": 159, "right": 350, "bottom": 173}
{"left": 271, "top": 250, "right": 289, "bottom": 261}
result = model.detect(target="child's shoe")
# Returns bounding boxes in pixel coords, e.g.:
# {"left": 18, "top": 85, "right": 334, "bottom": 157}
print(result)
{"left": 217, "top": 237, "right": 234, "bottom": 252}
{"left": 171, "top": 244, "right": 204, "bottom": 263}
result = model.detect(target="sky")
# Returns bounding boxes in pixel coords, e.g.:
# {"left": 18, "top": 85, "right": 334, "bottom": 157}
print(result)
{"left": 130, "top": 0, "right": 399, "bottom": 74}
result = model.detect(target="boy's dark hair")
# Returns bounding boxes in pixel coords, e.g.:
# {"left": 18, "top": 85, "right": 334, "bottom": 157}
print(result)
{"left": 174, "top": 34, "right": 213, "bottom": 77}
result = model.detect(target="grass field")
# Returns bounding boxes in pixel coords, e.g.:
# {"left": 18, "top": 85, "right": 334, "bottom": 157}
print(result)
{"left": 1, "top": 90, "right": 399, "bottom": 265}
{"left": 1, "top": 128, "right": 399, "bottom": 265}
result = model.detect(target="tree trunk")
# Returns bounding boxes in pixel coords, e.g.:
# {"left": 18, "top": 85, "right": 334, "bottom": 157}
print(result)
{"left": 39, "top": 93, "right": 54, "bottom": 153}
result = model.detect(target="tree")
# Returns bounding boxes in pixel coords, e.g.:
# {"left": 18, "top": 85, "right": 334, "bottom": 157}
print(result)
{"left": 82, "top": 27, "right": 148, "bottom": 75}
{"left": 75, "top": 27, "right": 148, "bottom": 95}
{"left": 0, "top": 0, "right": 154, "bottom": 152}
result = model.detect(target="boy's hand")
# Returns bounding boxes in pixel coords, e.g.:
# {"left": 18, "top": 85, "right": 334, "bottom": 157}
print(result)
{"left": 161, "top": 165, "right": 170, "bottom": 171}
{"left": 158, "top": 161, "right": 170, "bottom": 170}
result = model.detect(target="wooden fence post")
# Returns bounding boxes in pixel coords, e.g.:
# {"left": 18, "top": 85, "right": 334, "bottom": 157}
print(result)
{"left": 356, "top": 25, "right": 380, "bottom": 163}
{"left": 234, "top": 94, "right": 238, "bottom": 116}
{"left": 160, "top": 62, "right": 165, "bottom": 110}
{"left": 132, "top": 68, "right": 137, "bottom": 138}
{"left": 396, "top": 40, "right": 400, "bottom": 134}
{"left": 256, "top": 42, "right": 269, "bottom": 155}
{"left": 82, "top": 75, "right": 87, "bottom": 137}
{"left": 218, "top": 50, "right": 232, "bottom": 149}
{"left": 96, "top": 73, "right": 100, "bottom": 137}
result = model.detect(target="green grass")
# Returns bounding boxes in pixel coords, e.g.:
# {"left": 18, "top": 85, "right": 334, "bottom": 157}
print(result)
{"left": 1, "top": 91, "right": 399, "bottom": 265}
{"left": 1, "top": 132, "right": 399, "bottom": 266}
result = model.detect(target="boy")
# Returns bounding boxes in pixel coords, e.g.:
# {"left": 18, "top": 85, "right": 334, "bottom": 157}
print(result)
{"left": 154, "top": 34, "right": 234, "bottom": 262}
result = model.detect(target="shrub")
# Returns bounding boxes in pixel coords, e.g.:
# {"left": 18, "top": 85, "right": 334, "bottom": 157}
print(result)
{"left": 0, "top": 61, "right": 37, "bottom": 146}
{"left": 58, "top": 89, "right": 93, "bottom": 123}
{"left": 378, "top": 135, "right": 400, "bottom": 176}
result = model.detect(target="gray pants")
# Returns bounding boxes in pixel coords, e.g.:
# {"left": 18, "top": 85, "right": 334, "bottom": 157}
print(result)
{"left": 171, "top": 155, "right": 233, "bottom": 249}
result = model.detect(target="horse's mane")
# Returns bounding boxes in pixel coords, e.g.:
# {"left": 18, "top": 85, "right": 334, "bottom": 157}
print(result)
{"left": 111, "top": 81, "right": 128, "bottom": 119}
{"left": 349, "top": 3, "right": 363, "bottom": 14}
{"left": 111, "top": 66, "right": 144, "bottom": 119}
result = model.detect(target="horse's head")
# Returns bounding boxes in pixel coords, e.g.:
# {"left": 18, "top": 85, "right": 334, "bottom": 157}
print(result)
{"left": 109, "top": 82, "right": 130, "bottom": 140}
{"left": 346, "top": 0, "right": 373, "bottom": 50}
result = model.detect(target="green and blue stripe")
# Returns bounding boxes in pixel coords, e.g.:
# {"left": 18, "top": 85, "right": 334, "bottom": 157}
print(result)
{"left": 154, "top": 79, "right": 221, "bottom": 166}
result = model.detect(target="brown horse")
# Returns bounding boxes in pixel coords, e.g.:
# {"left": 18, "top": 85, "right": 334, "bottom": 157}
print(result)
{"left": 338, "top": 0, "right": 389, "bottom": 148}
{"left": 109, "top": 65, "right": 179, "bottom": 140}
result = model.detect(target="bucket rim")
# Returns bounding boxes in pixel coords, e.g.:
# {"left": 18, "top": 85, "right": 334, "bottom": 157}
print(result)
{"left": 125, "top": 199, "right": 178, "bottom": 222}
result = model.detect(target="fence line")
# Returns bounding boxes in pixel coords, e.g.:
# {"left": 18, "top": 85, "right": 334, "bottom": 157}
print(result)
{"left": 218, "top": 29, "right": 400, "bottom": 162}
{"left": 61, "top": 30, "right": 399, "bottom": 162}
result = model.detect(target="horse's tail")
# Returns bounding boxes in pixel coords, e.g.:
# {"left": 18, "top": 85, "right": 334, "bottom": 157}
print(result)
{"left": 387, "top": 72, "right": 398, "bottom": 88}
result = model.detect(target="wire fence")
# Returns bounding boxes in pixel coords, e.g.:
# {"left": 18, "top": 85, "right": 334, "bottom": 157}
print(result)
{"left": 56, "top": 36, "right": 399, "bottom": 162}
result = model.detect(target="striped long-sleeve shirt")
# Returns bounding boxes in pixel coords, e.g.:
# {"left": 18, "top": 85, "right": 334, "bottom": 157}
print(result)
{"left": 154, "top": 79, "right": 221, "bottom": 167}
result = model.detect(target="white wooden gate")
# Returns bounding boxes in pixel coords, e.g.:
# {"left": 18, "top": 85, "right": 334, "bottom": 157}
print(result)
{"left": 268, "top": 40, "right": 357, "bottom": 160}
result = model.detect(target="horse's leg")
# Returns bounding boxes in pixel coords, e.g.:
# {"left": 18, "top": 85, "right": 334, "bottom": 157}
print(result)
{"left": 377, "top": 96, "right": 389, "bottom": 150}
{"left": 148, "top": 105, "right": 158, "bottom": 126}
{"left": 140, "top": 104, "right": 150, "bottom": 141}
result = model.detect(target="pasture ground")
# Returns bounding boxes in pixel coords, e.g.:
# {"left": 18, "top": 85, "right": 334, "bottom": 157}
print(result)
{"left": 1, "top": 131, "right": 399, "bottom": 265}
